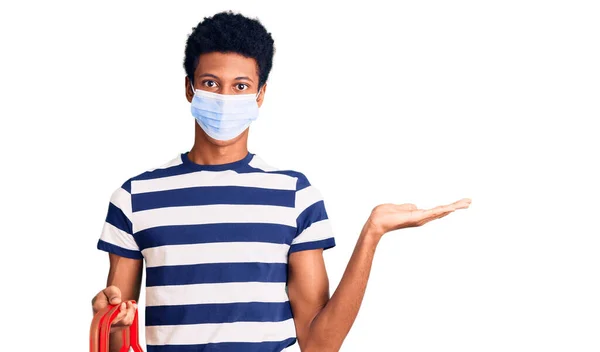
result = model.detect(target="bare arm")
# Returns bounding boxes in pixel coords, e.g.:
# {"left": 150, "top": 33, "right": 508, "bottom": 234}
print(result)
{"left": 92, "top": 253, "right": 143, "bottom": 352}
{"left": 288, "top": 223, "right": 379, "bottom": 352}
{"left": 289, "top": 198, "right": 471, "bottom": 351}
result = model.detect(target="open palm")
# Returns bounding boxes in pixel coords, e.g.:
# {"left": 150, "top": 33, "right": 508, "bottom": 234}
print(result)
{"left": 367, "top": 198, "right": 472, "bottom": 235}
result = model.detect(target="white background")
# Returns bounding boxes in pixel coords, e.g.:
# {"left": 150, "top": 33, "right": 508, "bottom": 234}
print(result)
{"left": 1, "top": 1, "right": 599, "bottom": 351}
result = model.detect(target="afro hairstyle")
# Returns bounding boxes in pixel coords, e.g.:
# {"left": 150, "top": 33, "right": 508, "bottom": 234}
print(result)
{"left": 183, "top": 11, "right": 276, "bottom": 89}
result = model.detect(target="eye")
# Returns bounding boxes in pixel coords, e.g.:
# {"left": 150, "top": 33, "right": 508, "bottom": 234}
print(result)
{"left": 236, "top": 83, "right": 248, "bottom": 91}
{"left": 202, "top": 80, "right": 218, "bottom": 88}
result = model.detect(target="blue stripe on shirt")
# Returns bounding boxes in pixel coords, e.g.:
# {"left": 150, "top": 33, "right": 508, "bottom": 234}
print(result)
{"left": 105, "top": 202, "right": 132, "bottom": 234}
{"left": 132, "top": 164, "right": 191, "bottom": 181}
{"left": 289, "top": 237, "right": 336, "bottom": 253}
{"left": 121, "top": 179, "right": 132, "bottom": 193}
{"left": 132, "top": 186, "right": 295, "bottom": 212}
{"left": 97, "top": 239, "right": 143, "bottom": 259}
{"left": 134, "top": 223, "right": 295, "bottom": 251}
{"left": 146, "top": 301, "right": 293, "bottom": 326}
{"left": 296, "top": 200, "right": 328, "bottom": 232}
{"left": 146, "top": 262, "right": 288, "bottom": 287}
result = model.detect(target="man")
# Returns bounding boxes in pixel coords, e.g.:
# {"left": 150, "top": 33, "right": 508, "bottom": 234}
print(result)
{"left": 91, "top": 10, "right": 471, "bottom": 352}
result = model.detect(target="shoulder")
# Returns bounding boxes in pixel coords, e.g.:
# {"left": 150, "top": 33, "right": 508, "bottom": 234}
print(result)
{"left": 112, "top": 152, "right": 186, "bottom": 194}
{"left": 246, "top": 153, "right": 312, "bottom": 191}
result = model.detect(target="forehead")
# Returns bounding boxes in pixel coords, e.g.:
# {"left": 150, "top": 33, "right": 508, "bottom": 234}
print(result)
{"left": 195, "top": 52, "right": 259, "bottom": 80}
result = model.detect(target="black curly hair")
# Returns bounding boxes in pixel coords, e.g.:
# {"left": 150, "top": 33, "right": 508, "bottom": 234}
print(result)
{"left": 183, "top": 11, "right": 276, "bottom": 90}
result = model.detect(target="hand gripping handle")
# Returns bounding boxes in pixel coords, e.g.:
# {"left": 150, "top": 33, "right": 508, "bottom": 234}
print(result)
{"left": 90, "top": 300, "right": 143, "bottom": 352}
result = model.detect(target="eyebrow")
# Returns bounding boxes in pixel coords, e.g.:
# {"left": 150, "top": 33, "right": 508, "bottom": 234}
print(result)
{"left": 198, "top": 73, "right": 254, "bottom": 82}
{"left": 235, "top": 76, "right": 254, "bottom": 82}
{"left": 198, "top": 73, "right": 219, "bottom": 80}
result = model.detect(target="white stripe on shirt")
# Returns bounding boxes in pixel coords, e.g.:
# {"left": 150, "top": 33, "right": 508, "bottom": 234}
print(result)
{"left": 143, "top": 242, "right": 290, "bottom": 268}
{"left": 133, "top": 204, "right": 296, "bottom": 233}
{"left": 99, "top": 221, "right": 138, "bottom": 250}
{"left": 146, "top": 318, "right": 297, "bottom": 345}
{"left": 292, "top": 219, "right": 333, "bottom": 245}
{"left": 146, "top": 282, "right": 289, "bottom": 306}
{"left": 295, "top": 185, "right": 322, "bottom": 215}
{"left": 111, "top": 187, "right": 133, "bottom": 220}
{"left": 131, "top": 170, "right": 297, "bottom": 195}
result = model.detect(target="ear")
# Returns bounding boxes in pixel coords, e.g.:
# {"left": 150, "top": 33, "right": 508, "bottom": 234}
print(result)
{"left": 185, "top": 76, "right": 194, "bottom": 103}
{"left": 256, "top": 83, "right": 267, "bottom": 108}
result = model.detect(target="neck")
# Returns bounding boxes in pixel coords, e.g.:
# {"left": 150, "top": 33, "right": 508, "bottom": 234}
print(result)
{"left": 188, "top": 121, "right": 249, "bottom": 165}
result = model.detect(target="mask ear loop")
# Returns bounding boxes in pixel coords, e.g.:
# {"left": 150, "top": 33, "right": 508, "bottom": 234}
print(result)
{"left": 256, "top": 85, "right": 262, "bottom": 100}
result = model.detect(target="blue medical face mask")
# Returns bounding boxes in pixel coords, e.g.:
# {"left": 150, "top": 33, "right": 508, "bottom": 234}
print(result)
{"left": 190, "top": 83, "right": 261, "bottom": 141}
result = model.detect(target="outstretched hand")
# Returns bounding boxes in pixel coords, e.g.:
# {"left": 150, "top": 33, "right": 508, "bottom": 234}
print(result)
{"left": 366, "top": 198, "right": 472, "bottom": 237}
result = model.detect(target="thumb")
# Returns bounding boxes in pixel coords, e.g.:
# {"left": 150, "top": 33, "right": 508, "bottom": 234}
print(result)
{"left": 104, "top": 285, "right": 122, "bottom": 305}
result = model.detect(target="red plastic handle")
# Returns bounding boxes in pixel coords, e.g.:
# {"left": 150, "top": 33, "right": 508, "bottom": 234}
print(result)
{"left": 90, "top": 300, "right": 143, "bottom": 352}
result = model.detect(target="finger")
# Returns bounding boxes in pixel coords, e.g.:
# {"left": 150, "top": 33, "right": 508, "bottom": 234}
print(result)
{"left": 430, "top": 211, "right": 452, "bottom": 222}
{"left": 444, "top": 198, "right": 471, "bottom": 210}
{"left": 408, "top": 209, "right": 426, "bottom": 221}
{"left": 109, "top": 303, "right": 136, "bottom": 333}
{"left": 423, "top": 204, "right": 454, "bottom": 217}
{"left": 429, "top": 198, "right": 472, "bottom": 213}
{"left": 91, "top": 286, "right": 120, "bottom": 312}
{"left": 452, "top": 198, "right": 472, "bottom": 210}
{"left": 103, "top": 285, "right": 122, "bottom": 305}
{"left": 117, "top": 301, "right": 137, "bottom": 327}
{"left": 111, "top": 302, "right": 128, "bottom": 325}
{"left": 124, "top": 301, "right": 137, "bottom": 326}
{"left": 92, "top": 290, "right": 109, "bottom": 312}
{"left": 118, "top": 301, "right": 134, "bottom": 326}
{"left": 418, "top": 210, "right": 452, "bottom": 224}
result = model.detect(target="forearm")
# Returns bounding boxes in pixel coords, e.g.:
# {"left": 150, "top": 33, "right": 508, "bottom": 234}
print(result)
{"left": 304, "top": 223, "right": 382, "bottom": 352}
{"left": 106, "top": 255, "right": 143, "bottom": 352}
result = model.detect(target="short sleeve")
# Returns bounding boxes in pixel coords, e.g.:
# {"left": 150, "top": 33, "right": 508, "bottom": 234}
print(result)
{"left": 96, "top": 179, "right": 143, "bottom": 259}
{"left": 289, "top": 173, "right": 336, "bottom": 254}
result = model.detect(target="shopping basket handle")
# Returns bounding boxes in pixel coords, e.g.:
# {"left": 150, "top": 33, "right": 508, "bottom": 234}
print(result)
{"left": 90, "top": 300, "right": 143, "bottom": 352}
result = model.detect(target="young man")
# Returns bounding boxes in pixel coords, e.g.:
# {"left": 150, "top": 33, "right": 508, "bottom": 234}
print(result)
{"left": 91, "top": 11, "right": 471, "bottom": 352}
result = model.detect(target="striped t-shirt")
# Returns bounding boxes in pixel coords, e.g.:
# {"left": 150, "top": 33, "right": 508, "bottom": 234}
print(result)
{"left": 97, "top": 150, "right": 336, "bottom": 352}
